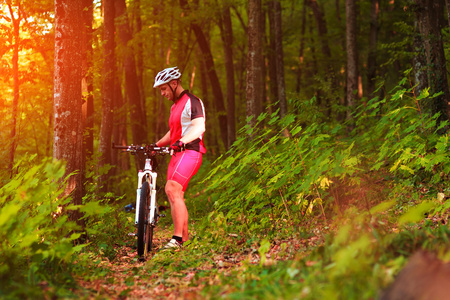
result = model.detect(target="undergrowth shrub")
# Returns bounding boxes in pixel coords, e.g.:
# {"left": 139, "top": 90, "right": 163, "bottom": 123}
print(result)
{"left": 203, "top": 111, "right": 360, "bottom": 236}
{"left": 356, "top": 71, "right": 450, "bottom": 192}
{"left": 197, "top": 73, "right": 450, "bottom": 299}
{"left": 0, "top": 157, "right": 84, "bottom": 297}
{"left": 0, "top": 157, "right": 119, "bottom": 298}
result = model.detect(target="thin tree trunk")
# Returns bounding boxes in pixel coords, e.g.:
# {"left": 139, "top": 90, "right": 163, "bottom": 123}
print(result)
{"left": 53, "top": 0, "right": 84, "bottom": 222}
{"left": 82, "top": 0, "right": 94, "bottom": 190}
{"left": 445, "top": 0, "right": 450, "bottom": 28}
{"left": 367, "top": 0, "right": 379, "bottom": 97}
{"left": 296, "top": 0, "right": 307, "bottom": 94}
{"left": 133, "top": 0, "right": 147, "bottom": 128}
{"left": 272, "top": 0, "right": 287, "bottom": 117}
{"left": 307, "top": 0, "right": 336, "bottom": 117}
{"left": 99, "top": 0, "right": 115, "bottom": 193}
{"left": 179, "top": 0, "right": 228, "bottom": 148}
{"left": 115, "top": 0, "right": 147, "bottom": 145}
{"left": 346, "top": 0, "right": 358, "bottom": 121}
{"left": 414, "top": 0, "right": 450, "bottom": 122}
{"left": 268, "top": 4, "right": 278, "bottom": 110}
{"left": 247, "top": 0, "right": 264, "bottom": 130}
{"left": 413, "top": 20, "right": 428, "bottom": 98}
{"left": 309, "top": 11, "right": 322, "bottom": 108}
{"left": 7, "top": 3, "right": 20, "bottom": 178}
{"left": 112, "top": 71, "right": 130, "bottom": 173}
{"left": 219, "top": 5, "right": 236, "bottom": 148}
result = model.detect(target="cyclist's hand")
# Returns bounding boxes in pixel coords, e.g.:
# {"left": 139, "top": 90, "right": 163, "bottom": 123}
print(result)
{"left": 148, "top": 143, "right": 158, "bottom": 155}
{"left": 171, "top": 140, "right": 185, "bottom": 152}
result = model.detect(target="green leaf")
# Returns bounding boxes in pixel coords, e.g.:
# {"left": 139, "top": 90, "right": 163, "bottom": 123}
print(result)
{"left": 0, "top": 202, "right": 22, "bottom": 228}
{"left": 369, "top": 200, "right": 396, "bottom": 214}
{"left": 399, "top": 202, "right": 436, "bottom": 225}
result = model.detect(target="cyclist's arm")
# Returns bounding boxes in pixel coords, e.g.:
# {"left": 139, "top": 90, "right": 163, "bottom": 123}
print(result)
{"left": 156, "top": 131, "right": 171, "bottom": 147}
{"left": 180, "top": 117, "right": 205, "bottom": 144}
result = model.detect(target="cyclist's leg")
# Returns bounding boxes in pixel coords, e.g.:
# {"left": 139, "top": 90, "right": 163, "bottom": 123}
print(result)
{"left": 166, "top": 150, "right": 202, "bottom": 243}
{"left": 165, "top": 180, "right": 187, "bottom": 240}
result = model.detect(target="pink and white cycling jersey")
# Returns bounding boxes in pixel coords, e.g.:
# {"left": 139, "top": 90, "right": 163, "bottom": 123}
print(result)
{"left": 169, "top": 90, "right": 207, "bottom": 154}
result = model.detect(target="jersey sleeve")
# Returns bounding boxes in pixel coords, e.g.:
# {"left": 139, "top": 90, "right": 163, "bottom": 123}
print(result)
{"left": 189, "top": 95, "right": 205, "bottom": 120}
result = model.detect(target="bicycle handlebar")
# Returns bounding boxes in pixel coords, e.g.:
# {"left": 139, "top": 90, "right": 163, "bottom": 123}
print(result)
{"left": 112, "top": 142, "right": 172, "bottom": 155}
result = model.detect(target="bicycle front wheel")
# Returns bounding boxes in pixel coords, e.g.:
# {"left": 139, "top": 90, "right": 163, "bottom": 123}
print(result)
{"left": 137, "top": 181, "right": 152, "bottom": 258}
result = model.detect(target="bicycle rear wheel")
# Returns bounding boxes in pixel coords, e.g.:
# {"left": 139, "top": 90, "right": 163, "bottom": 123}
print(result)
{"left": 137, "top": 181, "right": 152, "bottom": 258}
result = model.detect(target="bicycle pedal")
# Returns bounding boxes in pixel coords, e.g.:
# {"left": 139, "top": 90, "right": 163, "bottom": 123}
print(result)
{"left": 128, "top": 233, "right": 137, "bottom": 237}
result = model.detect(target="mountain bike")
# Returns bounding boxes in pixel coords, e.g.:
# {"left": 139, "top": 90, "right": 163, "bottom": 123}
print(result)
{"left": 113, "top": 143, "right": 171, "bottom": 261}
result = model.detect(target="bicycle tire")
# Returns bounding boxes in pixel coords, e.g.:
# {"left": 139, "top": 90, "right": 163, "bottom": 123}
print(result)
{"left": 137, "top": 181, "right": 150, "bottom": 258}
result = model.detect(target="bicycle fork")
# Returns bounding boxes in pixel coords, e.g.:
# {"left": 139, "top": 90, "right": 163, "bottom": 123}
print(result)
{"left": 135, "top": 159, "right": 160, "bottom": 226}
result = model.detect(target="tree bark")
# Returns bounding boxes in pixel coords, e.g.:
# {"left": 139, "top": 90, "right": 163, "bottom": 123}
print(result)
{"left": 346, "top": 0, "right": 358, "bottom": 121}
{"left": 413, "top": 20, "right": 428, "bottom": 98}
{"left": 307, "top": 0, "right": 332, "bottom": 58}
{"left": 7, "top": 3, "right": 20, "bottom": 178}
{"left": 82, "top": 0, "right": 94, "bottom": 189}
{"left": 99, "top": 0, "right": 115, "bottom": 193}
{"left": 272, "top": 0, "right": 287, "bottom": 117}
{"left": 367, "top": 0, "right": 379, "bottom": 97}
{"left": 132, "top": 0, "right": 147, "bottom": 129}
{"left": 268, "top": 4, "right": 278, "bottom": 112}
{"left": 179, "top": 0, "right": 228, "bottom": 148}
{"left": 414, "top": 0, "right": 450, "bottom": 122}
{"left": 112, "top": 72, "right": 130, "bottom": 173}
{"left": 53, "top": 0, "right": 84, "bottom": 221}
{"left": 296, "top": 0, "right": 307, "bottom": 94}
{"left": 115, "top": 0, "right": 147, "bottom": 145}
{"left": 246, "top": 0, "right": 264, "bottom": 130}
{"left": 219, "top": 5, "right": 236, "bottom": 148}
{"left": 445, "top": 0, "right": 450, "bottom": 28}
{"left": 307, "top": 0, "right": 337, "bottom": 117}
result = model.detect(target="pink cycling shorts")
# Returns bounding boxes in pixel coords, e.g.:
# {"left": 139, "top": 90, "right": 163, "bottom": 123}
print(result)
{"left": 167, "top": 150, "right": 203, "bottom": 191}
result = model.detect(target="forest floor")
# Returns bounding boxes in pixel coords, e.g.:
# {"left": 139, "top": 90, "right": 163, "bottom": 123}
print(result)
{"left": 73, "top": 222, "right": 327, "bottom": 299}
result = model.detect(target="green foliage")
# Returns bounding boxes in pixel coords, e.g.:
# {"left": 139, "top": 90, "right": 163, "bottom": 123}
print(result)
{"left": 356, "top": 70, "right": 450, "bottom": 191}
{"left": 203, "top": 110, "right": 360, "bottom": 236}
{"left": 190, "top": 73, "right": 450, "bottom": 299}
{"left": 0, "top": 157, "right": 125, "bottom": 298}
{"left": 0, "top": 158, "right": 83, "bottom": 298}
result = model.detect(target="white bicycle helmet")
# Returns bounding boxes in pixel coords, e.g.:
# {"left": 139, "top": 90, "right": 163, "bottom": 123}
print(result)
{"left": 153, "top": 66, "right": 181, "bottom": 88}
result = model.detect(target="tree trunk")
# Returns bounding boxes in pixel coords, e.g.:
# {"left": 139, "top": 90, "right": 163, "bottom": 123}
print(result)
{"left": 115, "top": 0, "right": 147, "bottom": 145}
{"left": 191, "top": 28, "right": 228, "bottom": 148}
{"left": 7, "top": 3, "right": 20, "bottom": 178}
{"left": 247, "top": 0, "right": 264, "bottom": 130}
{"left": 268, "top": 4, "right": 278, "bottom": 112}
{"left": 296, "top": 0, "right": 307, "bottom": 94}
{"left": 53, "top": 0, "right": 84, "bottom": 222}
{"left": 180, "top": 0, "right": 228, "bottom": 148}
{"left": 82, "top": 0, "right": 94, "bottom": 189}
{"left": 307, "top": 0, "right": 332, "bottom": 58}
{"left": 133, "top": 0, "right": 147, "bottom": 129}
{"left": 272, "top": 0, "right": 287, "bottom": 117}
{"left": 445, "top": 0, "right": 450, "bottom": 28}
{"left": 112, "top": 72, "right": 130, "bottom": 173}
{"left": 413, "top": 20, "right": 428, "bottom": 98}
{"left": 98, "top": 0, "right": 115, "bottom": 193}
{"left": 219, "top": 5, "right": 236, "bottom": 148}
{"left": 367, "top": 0, "right": 379, "bottom": 97}
{"left": 414, "top": 0, "right": 450, "bottom": 122}
{"left": 307, "top": 0, "right": 337, "bottom": 118}
{"left": 346, "top": 0, "right": 358, "bottom": 121}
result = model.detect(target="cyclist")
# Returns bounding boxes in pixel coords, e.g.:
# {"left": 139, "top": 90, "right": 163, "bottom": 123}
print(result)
{"left": 152, "top": 66, "right": 206, "bottom": 250}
